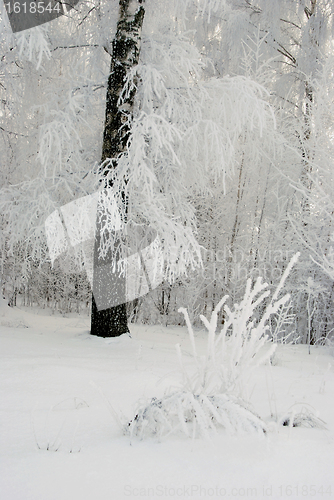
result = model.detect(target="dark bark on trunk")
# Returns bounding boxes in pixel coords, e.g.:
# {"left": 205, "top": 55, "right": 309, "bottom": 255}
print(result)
{"left": 90, "top": 0, "right": 145, "bottom": 337}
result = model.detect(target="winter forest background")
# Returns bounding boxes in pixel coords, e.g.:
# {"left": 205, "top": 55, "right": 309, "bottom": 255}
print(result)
{"left": 1, "top": 0, "right": 334, "bottom": 346}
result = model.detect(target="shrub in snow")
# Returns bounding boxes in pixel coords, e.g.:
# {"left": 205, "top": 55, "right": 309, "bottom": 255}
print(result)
{"left": 129, "top": 392, "right": 266, "bottom": 440}
{"left": 279, "top": 405, "right": 327, "bottom": 430}
{"left": 32, "top": 398, "right": 89, "bottom": 453}
{"left": 128, "top": 254, "right": 299, "bottom": 439}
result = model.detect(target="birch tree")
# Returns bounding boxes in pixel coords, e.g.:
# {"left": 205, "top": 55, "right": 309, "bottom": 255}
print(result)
{"left": 90, "top": 0, "right": 145, "bottom": 337}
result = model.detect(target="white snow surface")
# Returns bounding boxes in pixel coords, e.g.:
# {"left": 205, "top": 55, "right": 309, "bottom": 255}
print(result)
{"left": 0, "top": 298, "right": 333, "bottom": 500}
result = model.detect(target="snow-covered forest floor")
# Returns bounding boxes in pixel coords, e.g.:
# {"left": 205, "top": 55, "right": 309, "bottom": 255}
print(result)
{"left": 1, "top": 299, "right": 333, "bottom": 500}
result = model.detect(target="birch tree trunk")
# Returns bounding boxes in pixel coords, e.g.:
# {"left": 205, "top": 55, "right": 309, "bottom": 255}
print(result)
{"left": 90, "top": 0, "right": 145, "bottom": 337}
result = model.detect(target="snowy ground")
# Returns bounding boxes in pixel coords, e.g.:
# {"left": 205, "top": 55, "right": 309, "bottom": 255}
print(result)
{"left": 1, "top": 299, "right": 333, "bottom": 500}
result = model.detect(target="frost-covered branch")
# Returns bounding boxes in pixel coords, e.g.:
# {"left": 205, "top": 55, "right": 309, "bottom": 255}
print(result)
{"left": 16, "top": 25, "right": 51, "bottom": 70}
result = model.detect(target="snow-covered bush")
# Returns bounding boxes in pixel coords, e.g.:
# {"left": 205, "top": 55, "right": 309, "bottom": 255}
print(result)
{"left": 128, "top": 253, "right": 299, "bottom": 440}
{"left": 279, "top": 404, "right": 327, "bottom": 430}
{"left": 129, "top": 392, "right": 266, "bottom": 440}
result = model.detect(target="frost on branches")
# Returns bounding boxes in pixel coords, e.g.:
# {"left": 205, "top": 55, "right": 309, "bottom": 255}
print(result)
{"left": 0, "top": 0, "right": 277, "bottom": 305}
{"left": 105, "top": 30, "right": 276, "bottom": 282}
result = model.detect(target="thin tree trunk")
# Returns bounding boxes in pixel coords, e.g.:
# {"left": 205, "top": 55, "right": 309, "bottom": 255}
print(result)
{"left": 227, "top": 153, "right": 245, "bottom": 295}
{"left": 90, "top": 0, "right": 145, "bottom": 337}
{"left": 300, "top": 1, "right": 317, "bottom": 210}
